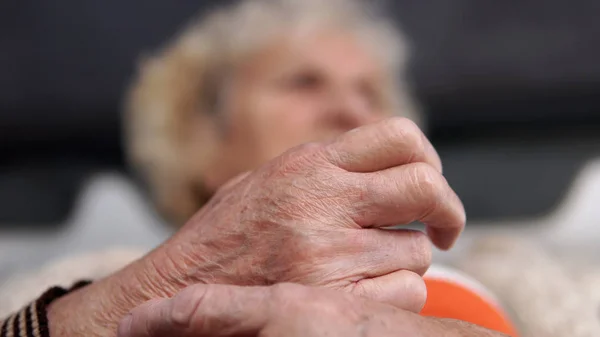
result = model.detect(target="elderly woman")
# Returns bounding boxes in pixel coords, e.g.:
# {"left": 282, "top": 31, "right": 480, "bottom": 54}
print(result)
{"left": 0, "top": 1, "right": 511, "bottom": 336}
{"left": 1, "top": 0, "right": 423, "bottom": 316}
{"left": 125, "top": 0, "right": 421, "bottom": 226}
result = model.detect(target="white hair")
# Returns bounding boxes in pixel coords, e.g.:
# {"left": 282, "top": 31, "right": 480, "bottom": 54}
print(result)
{"left": 124, "top": 0, "right": 421, "bottom": 223}
{"left": 176, "top": 0, "right": 418, "bottom": 117}
{"left": 192, "top": 0, "right": 407, "bottom": 74}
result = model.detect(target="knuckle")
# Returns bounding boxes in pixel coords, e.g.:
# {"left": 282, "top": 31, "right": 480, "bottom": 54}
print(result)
{"left": 408, "top": 231, "right": 433, "bottom": 273}
{"left": 384, "top": 117, "right": 422, "bottom": 145}
{"left": 287, "top": 142, "right": 325, "bottom": 162}
{"left": 271, "top": 142, "right": 326, "bottom": 176}
{"left": 385, "top": 116, "right": 418, "bottom": 132}
{"left": 170, "top": 284, "right": 209, "bottom": 327}
{"left": 410, "top": 163, "right": 446, "bottom": 201}
{"left": 296, "top": 141, "right": 326, "bottom": 153}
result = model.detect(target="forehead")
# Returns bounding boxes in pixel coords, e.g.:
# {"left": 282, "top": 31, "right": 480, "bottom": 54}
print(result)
{"left": 238, "top": 29, "right": 382, "bottom": 79}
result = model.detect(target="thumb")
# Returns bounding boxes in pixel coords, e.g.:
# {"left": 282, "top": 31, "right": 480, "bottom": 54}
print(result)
{"left": 117, "top": 284, "right": 271, "bottom": 337}
{"left": 347, "top": 270, "right": 427, "bottom": 313}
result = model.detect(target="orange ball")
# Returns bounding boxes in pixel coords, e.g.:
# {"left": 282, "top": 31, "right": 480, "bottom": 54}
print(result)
{"left": 421, "top": 265, "right": 519, "bottom": 337}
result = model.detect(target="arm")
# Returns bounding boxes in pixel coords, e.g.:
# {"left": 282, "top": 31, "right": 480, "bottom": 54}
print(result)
{"left": 10, "top": 118, "right": 465, "bottom": 337}
{"left": 117, "top": 283, "right": 509, "bottom": 337}
{"left": 45, "top": 250, "right": 181, "bottom": 337}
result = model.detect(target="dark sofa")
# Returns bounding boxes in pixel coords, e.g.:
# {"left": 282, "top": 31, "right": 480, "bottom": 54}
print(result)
{"left": 1, "top": 0, "right": 599, "bottom": 226}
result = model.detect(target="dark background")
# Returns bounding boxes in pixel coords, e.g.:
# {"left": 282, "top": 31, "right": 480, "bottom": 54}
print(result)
{"left": 1, "top": 0, "right": 599, "bottom": 226}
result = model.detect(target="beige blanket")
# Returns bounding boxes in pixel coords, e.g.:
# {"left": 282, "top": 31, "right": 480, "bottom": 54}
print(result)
{"left": 0, "top": 247, "right": 146, "bottom": 318}
{"left": 456, "top": 236, "right": 600, "bottom": 337}
{"left": 1, "top": 238, "right": 599, "bottom": 337}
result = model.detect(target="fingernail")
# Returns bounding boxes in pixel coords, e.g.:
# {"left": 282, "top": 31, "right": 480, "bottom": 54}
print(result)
{"left": 117, "top": 314, "right": 133, "bottom": 337}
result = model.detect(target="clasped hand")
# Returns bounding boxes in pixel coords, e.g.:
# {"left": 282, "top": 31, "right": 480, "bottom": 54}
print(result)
{"left": 48, "top": 118, "right": 467, "bottom": 336}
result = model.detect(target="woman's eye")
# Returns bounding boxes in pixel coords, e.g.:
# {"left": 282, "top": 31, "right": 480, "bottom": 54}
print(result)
{"left": 286, "top": 72, "right": 321, "bottom": 90}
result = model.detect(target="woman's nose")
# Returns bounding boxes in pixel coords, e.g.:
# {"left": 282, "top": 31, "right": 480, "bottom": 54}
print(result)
{"left": 323, "top": 89, "right": 373, "bottom": 130}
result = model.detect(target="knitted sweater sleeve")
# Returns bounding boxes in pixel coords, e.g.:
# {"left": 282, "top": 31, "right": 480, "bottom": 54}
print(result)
{"left": 0, "top": 281, "right": 90, "bottom": 337}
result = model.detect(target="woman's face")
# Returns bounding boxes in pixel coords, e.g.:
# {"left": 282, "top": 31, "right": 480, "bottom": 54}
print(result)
{"left": 204, "top": 30, "right": 389, "bottom": 190}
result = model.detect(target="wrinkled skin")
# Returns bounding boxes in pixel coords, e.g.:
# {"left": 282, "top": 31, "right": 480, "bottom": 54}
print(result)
{"left": 48, "top": 118, "right": 465, "bottom": 336}
{"left": 162, "top": 118, "right": 464, "bottom": 305}
{"left": 118, "top": 283, "right": 506, "bottom": 337}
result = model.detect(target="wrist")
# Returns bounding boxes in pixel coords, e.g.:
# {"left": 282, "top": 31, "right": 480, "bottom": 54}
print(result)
{"left": 45, "top": 241, "right": 251, "bottom": 336}
{"left": 46, "top": 251, "right": 186, "bottom": 337}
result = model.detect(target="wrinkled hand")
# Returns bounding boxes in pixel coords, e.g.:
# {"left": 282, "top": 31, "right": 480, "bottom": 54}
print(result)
{"left": 150, "top": 117, "right": 464, "bottom": 310}
{"left": 117, "top": 283, "right": 505, "bottom": 337}
{"left": 48, "top": 118, "right": 465, "bottom": 336}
